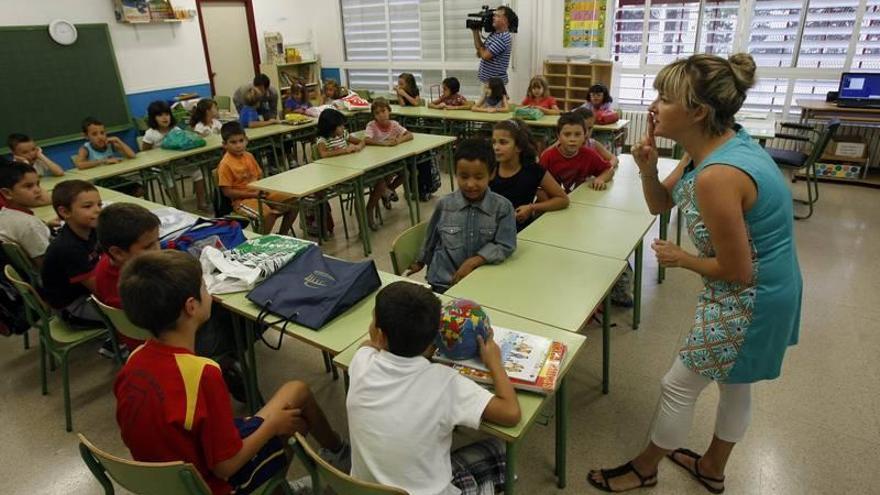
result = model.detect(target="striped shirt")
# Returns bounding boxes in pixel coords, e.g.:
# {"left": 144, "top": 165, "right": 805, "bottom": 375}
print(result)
{"left": 478, "top": 31, "right": 512, "bottom": 84}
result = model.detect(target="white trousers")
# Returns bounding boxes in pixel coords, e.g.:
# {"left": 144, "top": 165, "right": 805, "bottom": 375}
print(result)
{"left": 651, "top": 358, "right": 753, "bottom": 450}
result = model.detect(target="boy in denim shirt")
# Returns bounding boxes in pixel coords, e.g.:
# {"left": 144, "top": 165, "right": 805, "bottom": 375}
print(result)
{"left": 408, "top": 138, "right": 516, "bottom": 292}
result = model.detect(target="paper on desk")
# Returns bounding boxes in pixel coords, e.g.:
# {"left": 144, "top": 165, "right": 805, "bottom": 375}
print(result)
{"left": 153, "top": 207, "right": 199, "bottom": 239}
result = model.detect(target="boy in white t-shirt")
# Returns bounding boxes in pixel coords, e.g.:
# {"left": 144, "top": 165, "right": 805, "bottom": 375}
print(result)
{"left": 346, "top": 281, "right": 521, "bottom": 495}
{"left": 0, "top": 163, "right": 51, "bottom": 267}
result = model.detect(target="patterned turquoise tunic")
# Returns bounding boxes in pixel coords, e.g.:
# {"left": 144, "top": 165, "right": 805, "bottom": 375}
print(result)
{"left": 672, "top": 126, "right": 802, "bottom": 384}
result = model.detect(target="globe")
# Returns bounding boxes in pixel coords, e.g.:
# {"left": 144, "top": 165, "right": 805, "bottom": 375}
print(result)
{"left": 435, "top": 299, "right": 491, "bottom": 360}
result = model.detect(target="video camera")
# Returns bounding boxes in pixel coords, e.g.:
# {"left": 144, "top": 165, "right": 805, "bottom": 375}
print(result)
{"left": 466, "top": 6, "right": 495, "bottom": 33}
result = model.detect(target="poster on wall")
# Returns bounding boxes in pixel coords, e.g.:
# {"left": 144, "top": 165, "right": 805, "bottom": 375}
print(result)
{"left": 563, "top": 0, "right": 607, "bottom": 48}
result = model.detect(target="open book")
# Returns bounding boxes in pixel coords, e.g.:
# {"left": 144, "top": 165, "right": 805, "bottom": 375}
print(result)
{"left": 433, "top": 326, "right": 567, "bottom": 395}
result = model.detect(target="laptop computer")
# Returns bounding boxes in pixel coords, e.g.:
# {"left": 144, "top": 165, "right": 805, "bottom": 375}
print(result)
{"left": 836, "top": 72, "right": 880, "bottom": 109}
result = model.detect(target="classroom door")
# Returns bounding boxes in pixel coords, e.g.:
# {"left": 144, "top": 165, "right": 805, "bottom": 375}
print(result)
{"left": 198, "top": 0, "right": 259, "bottom": 98}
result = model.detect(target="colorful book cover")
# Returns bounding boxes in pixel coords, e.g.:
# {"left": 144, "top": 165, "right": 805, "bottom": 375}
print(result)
{"left": 433, "top": 326, "right": 554, "bottom": 384}
{"left": 443, "top": 341, "right": 568, "bottom": 395}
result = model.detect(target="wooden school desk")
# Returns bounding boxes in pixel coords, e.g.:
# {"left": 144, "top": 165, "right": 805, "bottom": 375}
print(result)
{"left": 215, "top": 271, "right": 411, "bottom": 414}
{"left": 248, "top": 163, "right": 368, "bottom": 255}
{"left": 332, "top": 303, "right": 587, "bottom": 494}
{"left": 519, "top": 203, "right": 656, "bottom": 329}
{"left": 445, "top": 239, "right": 625, "bottom": 394}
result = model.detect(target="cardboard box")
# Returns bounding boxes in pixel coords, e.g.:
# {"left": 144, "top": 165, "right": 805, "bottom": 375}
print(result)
{"left": 829, "top": 136, "right": 867, "bottom": 158}
{"left": 816, "top": 163, "right": 862, "bottom": 179}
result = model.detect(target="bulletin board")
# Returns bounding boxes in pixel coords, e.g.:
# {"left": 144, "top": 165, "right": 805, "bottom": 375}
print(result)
{"left": 563, "top": 0, "right": 608, "bottom": 48}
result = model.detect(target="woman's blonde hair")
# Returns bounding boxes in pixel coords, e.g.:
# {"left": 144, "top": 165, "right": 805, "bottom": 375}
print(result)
{"left": 653, "top": 53, "right": 756, "bottom": 136}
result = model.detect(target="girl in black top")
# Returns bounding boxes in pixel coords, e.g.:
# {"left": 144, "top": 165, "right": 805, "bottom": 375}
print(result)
{"left": 395, "top": 73, "right": 422, "bottom": 107}
{"left": 489, "top": 119, "right": 568, "bottom": 230}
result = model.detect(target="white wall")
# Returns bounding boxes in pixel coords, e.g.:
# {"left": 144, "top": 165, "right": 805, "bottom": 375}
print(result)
{"left": 251, "top": 0, "right": 344, "bottom": 67}
{"left": 2, "top": 0, "right": 209, "bottom": 94}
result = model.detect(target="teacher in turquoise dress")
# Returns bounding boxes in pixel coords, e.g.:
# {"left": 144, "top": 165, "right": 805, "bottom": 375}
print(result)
{"left": 587, "top": 53, "right": 802, "bottom": 493}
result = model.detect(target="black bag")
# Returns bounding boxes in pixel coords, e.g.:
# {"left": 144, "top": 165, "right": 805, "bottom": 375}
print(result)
{"left": 246, "top": 245, "right": 381, "bottom": 348}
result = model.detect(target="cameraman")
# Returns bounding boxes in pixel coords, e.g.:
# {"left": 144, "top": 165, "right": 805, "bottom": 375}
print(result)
{"left": 472, "top": 5, "right": 517, "bottom": 88}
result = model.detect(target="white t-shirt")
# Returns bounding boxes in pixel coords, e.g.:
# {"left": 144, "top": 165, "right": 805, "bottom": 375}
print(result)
{"left": 346, "top": 346, "right": 493, "bottom": 495}
{"left": 14, "top": 156, "right": 53, "bottom": 177}
{"left": 142, "top": 128, "right": 168, "bottom": 147}
{"left": 193, "top": 119, "right": 222, "bottom": 137}
{"left": 0, "top": 207, "right": 51, "bottom": 258}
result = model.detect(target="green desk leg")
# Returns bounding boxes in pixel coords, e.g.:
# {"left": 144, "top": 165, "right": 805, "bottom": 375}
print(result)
{"left": 403, "top": 159, "right": 417, "bottom": 226}
{"left": 633, "top": 240, "right": 643, "bottom": 330}
{"left": 244, "top": 320, "right": 262, "bottom": 412}
{"left": 277, "top": 135, "right": 290, "bottom": 171}
{"left": 505, "top": 441, "right": 518, "bottom": 495}
{"left": 231, "top": 315, "right": 258, "bottom": 414}
{"left": 555, "top": 378, "right": 568, "bottom": 488}
{"left": 603, "top": 294, "right": 611, "bottom": 394}
{"left": 446, "top": 142, "right": 455, "bottom": 192}
{"left": 408, "top": 157, "right": 421, "bottom": 223}
{"left": 657, "top": 211, "right": 670, "bottom": 284}
{"left": 160, "top": 168, "right": 184, "bottom": 209}
{"left": 352, "top": 177, "right": 371, "bottom": 256}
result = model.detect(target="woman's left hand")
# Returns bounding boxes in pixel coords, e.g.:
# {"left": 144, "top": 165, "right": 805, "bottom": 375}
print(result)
{"left": 652, "top": 239, "right": 686, "bottom": 268}
{"left": 514, "top": 204, "right": 533, "bottom": 223}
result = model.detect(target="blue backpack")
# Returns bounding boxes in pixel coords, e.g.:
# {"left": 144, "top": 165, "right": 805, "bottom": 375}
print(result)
{"left": 161, "top": 218, "right": 246, "bottom": 258}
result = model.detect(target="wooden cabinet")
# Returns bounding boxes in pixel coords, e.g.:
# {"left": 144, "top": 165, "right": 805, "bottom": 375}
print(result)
{"left": 543, "top": 60, "right": 612, "bottom": 111}
{"left": 260, "top": 57, "right": 323, "bottom": 114}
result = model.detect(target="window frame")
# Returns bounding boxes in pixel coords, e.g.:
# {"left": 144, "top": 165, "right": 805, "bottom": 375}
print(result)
{"left": 611, "top": 0, "right": 879, "bottom": 117}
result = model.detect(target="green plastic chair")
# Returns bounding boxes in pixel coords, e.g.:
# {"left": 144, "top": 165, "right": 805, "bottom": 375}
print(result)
{"left": 4, "top": 265, "right": 110, "bottom": 432}
{"left": 1, "top": 241, "right": 39, "bottom": 349}
{"left": 215, "top": 95, "right": 232, "bottom": 112}
{"left": 291, "top": 433, "right": 407, "bottom": 495}
{"left": 389, "top": 221, "right": 427, "bottom": 275}
{"left": 93, "top": 296, "right": 154, "bottom": 344}
{"left": 78, "top": 433, "right": 293, "bottom": 495}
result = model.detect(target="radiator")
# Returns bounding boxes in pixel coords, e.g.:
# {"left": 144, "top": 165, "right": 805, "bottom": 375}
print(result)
{"left": 620, "top": 110, "right": 674, "bottom": 151}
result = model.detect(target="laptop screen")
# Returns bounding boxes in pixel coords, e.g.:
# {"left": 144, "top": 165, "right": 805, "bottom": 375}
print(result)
{"left": 838, "top": 73, "right": 880, "bottom": 102}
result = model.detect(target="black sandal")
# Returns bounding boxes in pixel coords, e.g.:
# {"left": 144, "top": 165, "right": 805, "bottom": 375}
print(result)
{"left": 587, "top": 461, "right": 658, "bottom": 493}
{"left": 666, "top": 448, "right": 725, "bottom": 494}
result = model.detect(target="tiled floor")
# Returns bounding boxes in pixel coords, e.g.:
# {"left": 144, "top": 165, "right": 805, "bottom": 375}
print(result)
{"left": 2, "top": 174, "right": 879, "bottom": 494}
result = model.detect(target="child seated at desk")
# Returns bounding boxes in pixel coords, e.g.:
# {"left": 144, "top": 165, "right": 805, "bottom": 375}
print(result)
{"left": 572, "top": 107, "right": 619, "bottom": 168}
{"left": 239, "top": 88, "right": 280, "bottom": 129}
{"left": 217, "top": 122, "right": 297, "bottom": 235}
{"left": 189, "top": 98, "right": 223, "bottom": 136}
{"left": 409, "top": 138, "right": 516, "bottom": 293}
{"left": 521, "top": 75, "right": 560, "bottom": 115}
{"left": 7, "top": 133, "right": 65, "bottom": 178}
{"left": 364, "top": 98, "right": 411, "bottom": 229}
{"left": 394, "top": 72, "right": 422, "bottom": 107}
{"left": 311, "top": 108, "right": 364, "bottom": 236}
{"left": 283, "top": 83, "right": 312, "bottom": 115}
{"left": 322, "top": 79, "right": 349, "bottom": 104}
{"left": 74, "top": 117, "right": 137, "bottom": 170}
{"left": 0, "top": 163, "right": 51, "bottom": 268}
{"left": 472, "top": 77, "right": 510, "bottom": 113}
{"left": 144, "top": 100, "right": 208, "bottom": 211}
{"left": 346, "top": 281, "right": 520, "bottom": 494}
{"left": 489, "top": 119, "right": 568, "bottom": 231}
{"left": 539, "top": 112, "right": 613, "bottom": 193}
{"left": 115, "top": 250, "right": 349, "bottom": 495}
{"left": 428, "top": 77, "right": 472, "bottom": 110}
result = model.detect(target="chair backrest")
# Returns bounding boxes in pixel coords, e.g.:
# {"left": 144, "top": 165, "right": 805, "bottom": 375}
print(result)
{"left": 134, "top": 117, "right": 149, "bottom": 133}
{"left": 292, "top": 433, "right": 407, "bottom": 495}
{"left": 4, "top": 264, "right": 51, "bottom": 324}
{"left": 92, "top": 296, "right": 153, "bottom": 342}
{"left": 215, "top": 95, "right": 232, "bottom": 112}
{"left": 805, "top": 118, "right": 841, "bottom": 166}
{"left": 78, "top": 434, "right": 211, "bottom": 495}
{"left": 1, "top": 241, "right": 40, "bottom": 287}
{"left": 351, "top": 88, "right": 373, "bottom": 102}
{"left": 389, "top": 222, "right": 428, "bottom": 276}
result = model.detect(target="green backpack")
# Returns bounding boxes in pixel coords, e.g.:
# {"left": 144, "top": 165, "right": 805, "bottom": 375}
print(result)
{"left": 514, "top": 106, "right": 545, "bottom": 121}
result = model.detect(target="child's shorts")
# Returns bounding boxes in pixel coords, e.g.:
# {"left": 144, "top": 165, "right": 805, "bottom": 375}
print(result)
{"left": 450, "top": 438, "right": 506, "bottom": 495}
{"left": 228, "top": 416, "right": 288, "bottom": 494}
{"left": 235, "top": 193, "right": 295, "bottom": 222}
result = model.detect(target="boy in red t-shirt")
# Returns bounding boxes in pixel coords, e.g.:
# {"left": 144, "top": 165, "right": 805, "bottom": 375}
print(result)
{"left": 94, "top": 202, "right": 161, "bottom": 351}
{"left": 114, "top": 250, "right": 349, "bottom": 494}
{"left": 539, "top": 112, "right": 614, "bottom": 193}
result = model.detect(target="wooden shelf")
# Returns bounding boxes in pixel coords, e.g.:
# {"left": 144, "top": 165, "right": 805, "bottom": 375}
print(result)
{"left": 543, "top": 59, "right": 612, "bottom": 112}
{"left": 820, "top": 153, "right": 868, "bottom": 163}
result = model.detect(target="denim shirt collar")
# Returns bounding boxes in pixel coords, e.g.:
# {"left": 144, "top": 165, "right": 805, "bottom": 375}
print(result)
{"left": 448, "top": 189, "right": 495, "bottom": 215}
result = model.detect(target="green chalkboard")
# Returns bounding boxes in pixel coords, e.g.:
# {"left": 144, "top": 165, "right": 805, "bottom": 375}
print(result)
{"left": 0, "top": 24, "right": 132, "bottom": 149}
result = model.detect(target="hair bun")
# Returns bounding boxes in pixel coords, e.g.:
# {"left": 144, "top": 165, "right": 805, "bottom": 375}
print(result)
{"left": 728, "top": 53, "right": 756, "bottom": 92}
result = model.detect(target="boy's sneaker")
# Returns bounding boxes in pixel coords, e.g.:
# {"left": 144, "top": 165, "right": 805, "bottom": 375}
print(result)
{"left": 98, "top": 339, "right": 129, "bottom": 360}
{"left": 319, "top": 440, "right": 351, "bottom": 474}
{"left": 287, "top": 475, "right": 313, "bottom": 494}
